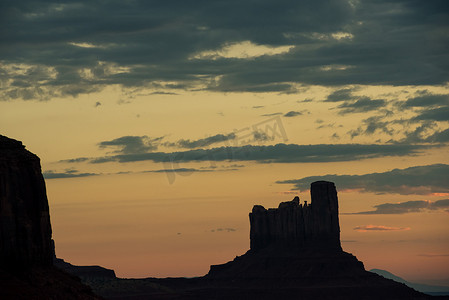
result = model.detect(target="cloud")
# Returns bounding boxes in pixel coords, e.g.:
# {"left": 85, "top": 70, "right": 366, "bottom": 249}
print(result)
{"left": 402, "top": 91, "right": 449, "bottom": 108}
{"left": 348, "top": 115, "right": 395, "bottom": 138}
{"left": 252, "top": 130, "right": 273, "bottom": 142}
{"left": 43, "top": 169, "right": 98, "bottom": 179}
{"left": 142, "top": 168, "right": 211, "bottom": 174}
{"left": 1, "top": 0, "right": 448, "bottom": 100}
{"left": 413, "top": 106, "right": 449, "bottom": 122}
{"left": 98, "top": 136, "right": 162, "bottom": 154}
{"left": 45, "top": 166, "right": 240, "bottom": 180}
{"left": 352, "top": 199, "right": 449, "bottom": 214}
{"left": 94, "top": 101, "right": 101, "bottom": 107}
{"left": 210, "top": 228, "right": 237, "bottom": 233}
{"left": 277, "top": 164, "right": 449, "bottom": 195}
{"left": 325, "top": 88, "right": 389, "bottom": 115}
{"left": 425, "top": 128, "right": 449, "bottom": 143}
{"left": 261, "top": 112, "right": 283, "bottom": 117}
{"left": 353, "top": 225, "right": 410, "bottom": 232}
{"left": 325, "top": 88, "right": 358, "bottom": 102}
{"left": 169, "top": 133, "right": 236, "bottom": 149}
{"left": 283, "top": 110, "right": 304, "bottom": 117}
{"left": 59, "top": 157, "right": 90, "bottom": 163}
{"left": 337, "top": 97, "right": 386, "bottom": 114}
{"left": 69, "top": 143, "right": 431, "bottom": 165}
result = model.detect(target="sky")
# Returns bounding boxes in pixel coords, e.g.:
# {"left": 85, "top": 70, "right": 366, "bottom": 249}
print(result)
{"left": 1, "top": 0, "right": 449, "bottom": 285}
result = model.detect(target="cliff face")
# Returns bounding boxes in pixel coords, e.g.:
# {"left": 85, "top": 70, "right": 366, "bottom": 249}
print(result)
{"left": 0, "top": 135, "right": 53, "bottom": 270}
{"left": 0, "top": 135, "right": 102, "bottom": 299}
{"left": 249, "top": 181, "right": 341, "bottom": 251}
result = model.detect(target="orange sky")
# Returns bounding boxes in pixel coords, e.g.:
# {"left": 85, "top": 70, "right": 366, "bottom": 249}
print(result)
{"left": 1, "top": 0, "right": 448, "bottom": 286}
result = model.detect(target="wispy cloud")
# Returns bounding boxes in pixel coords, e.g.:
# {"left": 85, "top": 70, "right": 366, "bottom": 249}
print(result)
{"left": 354, "top": 225, "right": 410, "bottom": 232}
{"left": 324, "top": 88, "right": 358, "bottom": 102}
{"left": 350, "top": 199, "right": 449, "bottom": 214}
{"left": 167, "top": 133, "right": 236, "bottom": 149}
{"left": 277, "top": 164, "right": 449, "bottom": 195}
{"left": 43, "top": 169, "right": 99, "bottom": 179}
{"left": 261, "top": 112, "right": 283, "bottom": 117}
{"left": 67, "top": 143, "right": 430, "bottom": 165}
{"left": 98, "top": 136, "right": 163, "bottom": 154}
{"left": 337, "top": 97, "right": 386, "bottom": 114}
{"left": 210, "top": 228, "right": 237, "bottom": 233}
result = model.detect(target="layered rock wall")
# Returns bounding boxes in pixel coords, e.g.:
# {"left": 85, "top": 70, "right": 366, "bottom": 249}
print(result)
{"left": 249, "top": 181, "right": 341, "bottom": 251}
{"left": 0, "top": 135, "right": 53, "bottom": 270}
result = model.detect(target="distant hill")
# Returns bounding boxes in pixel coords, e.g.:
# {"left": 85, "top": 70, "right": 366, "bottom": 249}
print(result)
{"left": 370, "top": 269, "right": 449, "bottom": 296}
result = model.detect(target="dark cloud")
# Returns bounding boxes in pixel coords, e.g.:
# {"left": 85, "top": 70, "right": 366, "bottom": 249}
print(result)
{"left": 150, "top": 91, "right": 179, "bottom": 95}
{"left": 393, "top": 121, "right": 436, "bottom": 144}
{"left": 284, "top": 111, "right": 303, "bottom": 117}
{"left": 45, "top": 166, "right": 238, "bottom": 180}
{"left": 353, "top": 225, "right": 410, "bottom": 232}
{"left": 402, "top": 91, "right": 449, "bottom": 108}
{"left": 252, "top": 130, "right": 273, "bottom": 142}
{"left": 142, "top": 168, "right": 212, "bottom": 174}
{"left": 94, "top": 101, "right": 101, "bottom": 107}
{"left": 297, "top": 98, "right": 313, "bottom": 103}
{"left": 413, "top": 106, "right": 449, "bottom": 122}
{"left": 59, "top": 157, "right": 90, "bottom": 163}
{"left": 67, "top": 143, "right": 430, "bottom": 165}
{"left": 325, "top": 88, "right": 358, "bottom": 102}
{"left": 325, "top": 88, "right": 389, "bottom": 115}
{"left": 337, "top": 97, "right": 386, "bottom": 114}
{"left": 261, "top": 112, "right": 283, "bottom": 117}
{"left": 351, "top": 199, "right": 449, "bottom": 214}
{"left": 425, "top": 128, "right": 449, "bottom": 143}
{"left": 348, "top": 115, "right": 395, "bottom": 139}
{"left": 98, "top": 135, "right": 162, "bottom": 154}
{"left": 277, "top": 164, "right": 449, "bottom": 195}
{"left": 1, "top": 0, "right": 448, "bottom": 99}
{"left": 43, "top": 169, "right": 98, "bottom": 179}
{"left": 170, "top": 133, "right": 236, "bottom": 149}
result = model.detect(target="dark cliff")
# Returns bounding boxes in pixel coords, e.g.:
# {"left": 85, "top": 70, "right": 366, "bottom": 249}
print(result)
{"left": 0, "top": 135, "right": 53, "bottom": 270}
{"left": 250, "top": 181, "right": 341, "bottom": 251}
{"left": 0, "top": 135, "right": 102, "bottom": 299}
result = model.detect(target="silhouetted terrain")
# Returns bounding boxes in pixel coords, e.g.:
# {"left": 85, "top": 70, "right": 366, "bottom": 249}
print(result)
{"left": 0, "top": 135, "right": 102, "bottom": 299}
{"left": 68, "top": 182, "right": 442, "bottom": 299}
{"left": 370, "top": 269, "right": 449, "bottom": 296}
{"left": 1, "top": 135, "right": 448, "bottom": 299}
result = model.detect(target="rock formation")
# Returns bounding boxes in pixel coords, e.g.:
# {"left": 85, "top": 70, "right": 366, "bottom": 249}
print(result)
{"left": 0, "top": 135, "right": 101, "bottom": 299}
{"left": 250, "top": 181, "right": 341, "bottom": 251}
{"left": 54, "top": 256, "right": 117, "bottom": 279}
{"left": 0, "top": 135, "right": 53, "bottom": 270}
{"left": 198, "top": 181, "right": 431, "bottom": 299}
{"left": 82, "top": 180, "right": 432, "bottom": 299}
